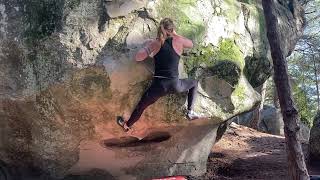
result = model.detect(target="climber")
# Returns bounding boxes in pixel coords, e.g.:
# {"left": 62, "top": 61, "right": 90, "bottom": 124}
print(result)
{"left": 117, "top": 18, "right": 200, "bottom": 132}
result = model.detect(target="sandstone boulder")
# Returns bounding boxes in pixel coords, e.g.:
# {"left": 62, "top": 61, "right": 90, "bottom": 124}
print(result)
{"left": 235, "top": 105, "right": 310, "bottom": 141}
{"left": 0, "top": 0, "right": 303, "bottom": 179}
{"left": 310, "top": 111, "right": 320, "bottom": 163}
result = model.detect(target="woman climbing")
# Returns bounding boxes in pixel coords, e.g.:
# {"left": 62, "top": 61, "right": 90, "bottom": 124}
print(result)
{"left": 117, "top": 18, "right": 199, "bottom": 132}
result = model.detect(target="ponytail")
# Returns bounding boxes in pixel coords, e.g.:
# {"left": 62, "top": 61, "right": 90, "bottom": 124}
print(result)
{"left": 157, "top": 25, "right": 167, "bottom": 46}
{"left": 157, "top": 18, "right": 175, "bottom": 46}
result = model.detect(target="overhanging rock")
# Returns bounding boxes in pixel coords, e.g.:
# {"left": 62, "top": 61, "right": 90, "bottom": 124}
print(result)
{"left": 0, "top": 0, "right": 301, "bottom": 179}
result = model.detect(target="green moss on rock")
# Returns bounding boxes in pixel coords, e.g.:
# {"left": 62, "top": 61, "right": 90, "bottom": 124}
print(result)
{"left": 243, "top": 56, "right": 271, "bottom": 88}
{"left": 65, "top": 0, "right": 81, "bottom": 10}
{"left": 24, "top": 0, "right": 64, "bottom": 42}
{"left": 184, "top": 38, "right": 244, "bottom": 77}
{"left": 216, "top": 39, "right": 244, "bottom": 68}
{"left": 223, "top": 0, "right": 241, "bottom": 22}
{"left": 184, "top": 44, "right": 216, "bottom": 75}
{"left": 232, "top": 84, "right": 246, "bottom": 101}
{"left": 257, "top": 7, "right": 268, "bottom": 53}
{"left": 70, "top": 67, "right": 112, "bottom": 101}
{"left": 230, "top": 83, "right": 248, "bottom": 112}
{"left": 209, "top": 61, "right": 241, "bottom": 87}
{"left": 156, "top": 0, "right": 205, "bottom": 42}
{"left": 237, "top": 0, "right": 257, "bottom": 5}
{"left": 164, "top": 94, "right": 186, "bottom": 123}
{"left": 241, "top": 3, "right": 268, "bottom": 56}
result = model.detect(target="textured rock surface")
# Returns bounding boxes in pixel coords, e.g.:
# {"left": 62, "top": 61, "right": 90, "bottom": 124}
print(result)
{"left": 275, "top": 0, "right": 305, "bottom": 57}
{"left": 235, "top": 105, "right": 284, "bottom": 135}
{"left": 0, "top": 0, "right": 303, "bottom": 179}
{"left": 235, "top": 105, "right": 310, "bottom": 141}
{"left": 310, "top": 111, "right": 320, "bottom": 163}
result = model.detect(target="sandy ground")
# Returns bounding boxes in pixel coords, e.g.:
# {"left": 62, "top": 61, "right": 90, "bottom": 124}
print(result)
{"left": 189, "top": 123, "right": 320, "bottom": 180}
{"left": 65, "top": 123, "right": 319, "bottom": 180}
{"left": 5, "top": 123, "right": 319, "bottom": 180}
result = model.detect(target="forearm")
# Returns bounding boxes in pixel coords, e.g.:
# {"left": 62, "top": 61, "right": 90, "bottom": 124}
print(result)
{"left": 135, "top": 47, "right": 150, "bottom": 61}
{"left": 182, "top": 36, "right": 193, "bottom": 48}
{"left": 173, "top": 33, "right": 193, "bottom": 49}
{"left": 135, "top": 40, "right": 160, "bottom": 61}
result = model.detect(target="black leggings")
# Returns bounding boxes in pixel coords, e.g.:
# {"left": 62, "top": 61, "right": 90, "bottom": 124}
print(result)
{"left": 126, "top": 78, "right": 198, "bottom": 127}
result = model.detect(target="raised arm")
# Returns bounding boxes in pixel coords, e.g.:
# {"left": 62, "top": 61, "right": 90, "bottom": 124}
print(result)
{"left": 181, "top": 36, "right": 193, "bottom": 49}
{"left": 135, "top": 40, "right": 161, "bottom": 61}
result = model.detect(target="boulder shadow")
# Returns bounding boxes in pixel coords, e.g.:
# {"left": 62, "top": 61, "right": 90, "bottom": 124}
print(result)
{"left": 101, "top": 131, "right": 171, "bottom": 149}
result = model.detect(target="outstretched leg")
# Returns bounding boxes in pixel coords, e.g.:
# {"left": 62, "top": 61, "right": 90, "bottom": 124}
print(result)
{"left": 125, "top": 85, "right": 166, "bottom": 128}
{"left": 175, "top": 79, "right": 198, "bottom": 110}
{"left": 175, "top": 79, "right": 199, "bottom": 119}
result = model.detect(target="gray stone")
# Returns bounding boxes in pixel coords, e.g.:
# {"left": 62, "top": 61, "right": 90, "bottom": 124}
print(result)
{"left": 126, "top": 17, "right": 157, "bottom": 50}
{"left": 235, "top": 105, "right": 310, "bottom": 141}
{"left": 299, "top": 121, "right": 310, "bottom": 142}
{"left": 105, "top": 0, "right": 146, "bottom": 18}
{"left": 0, "top": 0, "right": 304, "bottom": 179}
{"left": 244, "top": 56, "right": 272, "bottom": 88}
{"left": 261, "top": 106, "right": 284, "bottom": 135}
{"left": 235, "top": 105, "right": 284, "bottom": 135}
{"left": 310, "top": 111, "right": 320, "bottom": 162}
{"left": 276, "top": 0, "right": 305, "bottom": 57}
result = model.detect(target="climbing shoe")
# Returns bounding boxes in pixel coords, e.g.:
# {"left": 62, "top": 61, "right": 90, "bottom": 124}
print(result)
{"left": 186, "top": 110, "right": 200, "bottom": 120}
{"left": 116, "top": 116, "right": 130, "bottom": 132}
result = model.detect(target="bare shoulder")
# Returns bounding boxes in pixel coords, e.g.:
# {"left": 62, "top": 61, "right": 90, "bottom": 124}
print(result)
{"left": 174, "top": 35, "right": 193, "bottom": 48}
{"left": 145, "top": 39, "right": 161, "bottom": 51}
{"left": 148, "top": 39, "right": 159, "bottom": 44}
{"left": 174, "top": 34, "right": 188, "bottom": 41}
{"left": 148, "top": 39, "right": 161, "bottom": 47}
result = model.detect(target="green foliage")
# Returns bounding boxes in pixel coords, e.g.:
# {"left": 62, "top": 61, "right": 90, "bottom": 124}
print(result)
{"left": 287, "top": 1, "right": 320, "bottom": 127}
{"left": 293, "top": 84, "right": 314, "bottom": 127}
{"left": 265, "top": 76, "right": 316, "bottom": 128}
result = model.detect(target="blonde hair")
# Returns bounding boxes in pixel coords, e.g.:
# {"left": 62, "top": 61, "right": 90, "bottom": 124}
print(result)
{"left": 157, "top": 18, "right": 175, "bottom": 46}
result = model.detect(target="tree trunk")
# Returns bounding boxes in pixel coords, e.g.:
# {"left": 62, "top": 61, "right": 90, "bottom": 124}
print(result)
{"left": 262, "top": 1, "right": 309, "bottom": 180}
{"left": 249, "top": 82, "right": 267, "bottom": 129}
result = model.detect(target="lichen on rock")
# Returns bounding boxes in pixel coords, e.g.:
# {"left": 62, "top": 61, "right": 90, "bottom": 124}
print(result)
{"left": 24, "top": 0, "right": 64, "bottom": 42}
{"left": 243, "top": 56, "right": 272, "bottom": 88}
{"left": 156, "top": 0, "right": 206, "bottom": 42}
{"left": 184, "top": 38, "right": 244, "bottom": 77}
{"left": 0, "top": 0, "right": 302, "bottom": 179}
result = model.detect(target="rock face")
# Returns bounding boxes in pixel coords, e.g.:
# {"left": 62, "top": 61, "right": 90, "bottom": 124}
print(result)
{"left": 276, "top": 0, "right": 305, "bottom": 57}
{"left": 0, "top": 0, "right": 302, "bottom": 179}
{"left": 310, "top": 111, "right": 320, "bottom": 163}
{"left": 235, "top": 105, "right": 310, "bottom": 141}
{"left": 235, "top": 105, "right": 284, "bottom": 135}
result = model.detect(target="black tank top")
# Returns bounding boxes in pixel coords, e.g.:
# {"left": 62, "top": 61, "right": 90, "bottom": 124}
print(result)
{"left": 154, "top": 37, "right": 180, "bottom": 78}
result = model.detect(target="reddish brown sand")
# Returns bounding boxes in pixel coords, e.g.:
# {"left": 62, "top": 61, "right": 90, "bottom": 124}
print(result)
{"left": 68, "top": 123, "right": 319, "bottom": 180}
{"left": 7, "top": 122, "right": 318, "bottom": 180}
{"left": 191, "top": 123, "right": 320, "bottom": 180}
